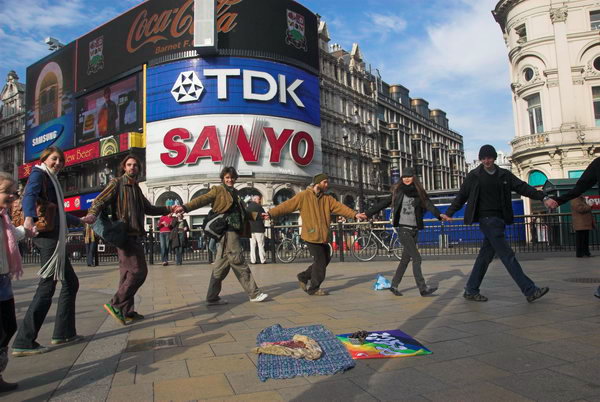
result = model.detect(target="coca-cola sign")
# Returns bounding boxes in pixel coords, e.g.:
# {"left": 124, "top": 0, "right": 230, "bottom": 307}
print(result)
{"left": 76, "top": 0, "right": 318, "bottom": 91}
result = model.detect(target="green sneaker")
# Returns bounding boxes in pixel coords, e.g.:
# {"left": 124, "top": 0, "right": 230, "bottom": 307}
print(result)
{"left": 12, "top": 345, "right": 48, "bottom": 357}
{"left": 103, "top": 303, "right": 126, "bottom": 325}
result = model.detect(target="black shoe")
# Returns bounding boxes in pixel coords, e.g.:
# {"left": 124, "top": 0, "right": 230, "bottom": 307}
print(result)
{"left": 0, "top": 377, "right": 17, "bottom": 392}
{"left": 125, "top": 312, "right": 145, "bottom": 323}
{"left": 526, "top": 287, "right": 549, "bottom": 303}
{"left": 594, "top": 288, "right": 600, "bottom": 299}
{"left": 389, "top": 287, "right": 403, "bottom": 296}
{"left": 463, "top": 292, "right": 488, "bottom": 302}
{"left": 420, "top": 287, "right": 438, "bottom": 297}
{"left": 297, "top": 274, "right": 308, "bottom": 292}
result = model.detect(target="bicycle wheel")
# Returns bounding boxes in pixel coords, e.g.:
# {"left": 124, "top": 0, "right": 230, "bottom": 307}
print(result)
{"left": 351, "top": 236, "right": 378, "bottom": 261}
{"left": 276, "top": 240, "right": 297, "bottom": 263}
{"left": 391, "top": 237, "right": 404, "bottom": 260}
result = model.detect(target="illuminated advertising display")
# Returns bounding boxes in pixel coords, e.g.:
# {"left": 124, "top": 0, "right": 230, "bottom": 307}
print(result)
{"left": 75, "top": 74, "right": 141, "bottom": 146}
{"left": 76, "top": 0, "right": 318, "bottom": 91}
{"left": 25, "top": 42, "right": 76, "bottom": 161}
{"left": 146, "top": 57, "right": 320, "bottom": 126}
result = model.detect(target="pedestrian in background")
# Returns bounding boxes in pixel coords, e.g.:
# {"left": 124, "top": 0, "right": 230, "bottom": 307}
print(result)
{"left": 366, "top": 167, "right": 447, "bottom": 296}
{"left": 82, "top": 154, "right": 170, "bottom": 325}
{"left": 170, "top": 215, "right": 189, "bottom": 266}
{"left": 158, "top": 214, "right": 174, "bottom": 266}
{"left": 84, "top": 223, "right": 98, "bottom": 267}
{"left": 246, "top": 195, "right": 267, "bottom": 264}
{"left": 571, "top": 196, "right": 594, "bottom": 258}
{"left": 13, "top": 146, "right": 84, "bottom": 357}
{"left": 0, "top": 172, "right": 37, "bottom": 391}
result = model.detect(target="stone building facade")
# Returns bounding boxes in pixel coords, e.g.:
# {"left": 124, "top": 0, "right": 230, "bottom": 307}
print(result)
{"left": 493, "top": 0, "right": 600, "bottom": 192}
{"left": 0, "top": 71, "right": 25, "bottom": 179}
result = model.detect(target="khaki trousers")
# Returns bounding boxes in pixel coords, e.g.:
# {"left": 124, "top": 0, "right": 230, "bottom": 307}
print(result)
{"left": 250, "top": 232, "right": 266, "bottom": 264}
{"left": 207, "top": 231, "right": 260, "bottom": 301}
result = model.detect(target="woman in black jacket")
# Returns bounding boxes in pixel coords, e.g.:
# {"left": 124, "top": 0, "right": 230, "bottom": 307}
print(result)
{"left": 366, "top": 167, "right": 447, "bottom": 296}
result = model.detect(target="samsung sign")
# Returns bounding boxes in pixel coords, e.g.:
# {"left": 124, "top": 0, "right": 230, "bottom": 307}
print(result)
{"left": 25, "top": 114, "right": 75, "bottom": 162}
{"left": 147, "top": 57, "right": 320, "bottom": 126}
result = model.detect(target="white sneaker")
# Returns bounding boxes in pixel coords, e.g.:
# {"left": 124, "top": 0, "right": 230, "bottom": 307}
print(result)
{"left": 250, "top": 292, "right": 268, "bottom": 302}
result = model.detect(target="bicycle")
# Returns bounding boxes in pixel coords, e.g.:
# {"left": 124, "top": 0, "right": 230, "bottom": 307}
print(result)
{"left": 276, "top": 233, "right": 333, "bottom": 263}
{"left": 351, "top": 222, "right": 403, "bottom": 262}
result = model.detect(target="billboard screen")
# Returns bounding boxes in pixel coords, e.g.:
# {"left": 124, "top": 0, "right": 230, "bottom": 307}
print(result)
{"left": 146, "top": 57, "right": 320, "bottom": 126}
{"left": 75, "top": 74, "right": 141, "bottom": 146}
{"left": 76, "top": 0, "right": 318, "bottom": 91}
{"left": 25, "top": 42, "right": 76, "bottom": 161}
{"left": 146, "top": 114, "right": 322, "bottom": 180}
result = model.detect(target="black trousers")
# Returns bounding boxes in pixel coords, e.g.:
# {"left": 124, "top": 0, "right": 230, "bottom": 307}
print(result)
{"left": 0, "top": 298, "right": 16, "bottom": 373}
{"left": 13, "top": 237, "right": 79, "bottom": 349}
{"left": 575, "top": 230, "right": 590, "bottom": 257}
{"left": 299, "top": 242, "right": 331, "bottom": 291}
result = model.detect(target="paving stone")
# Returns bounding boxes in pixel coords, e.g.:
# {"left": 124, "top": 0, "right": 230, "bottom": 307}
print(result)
{"left": 421, "top": 381, "right": 534, "bottom": 402}
{"left": 154, "top": 375, "right": 234, "bottom": 401}
{"left": 349, "top": 368, "right": 447, "bottom": 399}
{"left": 459, "top": 332, "right": 538, "bottom": 352}
{"left": 549, "top": 359, "right": 600, "bottom": 385}
{"left": 492, "top": 369, "right": 600, "bottom": 401}
{"left": 506, "top": 325, "right": 576, "bottom": 342}
{"left": 526, "top": 339, "right": 600, "bottom": 362}
{"left": 474, "top": 348, "right": 567, "bottom": 374}
{"left": 412, "top": 326, "right": 473, "bottom": 343}
{"left": 225, "top": 369, "right": 310, "bottom": 393}
{"left": 416, "top": 357, "right": 512, "bottom": 385}
{"left": 276, "top": 379, "right": 378, "bottom": 401}
{"left": 448, "top": 320, "right": 515, "bottom": 335}
{"left": 135, "top": 360, "right": 190, "bottom": 384}
{"left": 186, "top": 354, "right": 256, "bottom": 376}
{"left": 201, "top": 390, "right": 284, "bottom": 401}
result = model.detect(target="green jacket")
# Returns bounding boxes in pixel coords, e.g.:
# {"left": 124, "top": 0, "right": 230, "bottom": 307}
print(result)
{"left": 183, "top": 185, "right": 255, "bottom": 238}
{"left": 269, "top": 187, "right": 356, "bottom": 244}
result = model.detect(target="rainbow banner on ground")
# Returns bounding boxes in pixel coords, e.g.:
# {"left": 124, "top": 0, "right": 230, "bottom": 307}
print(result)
{"left": 336, "top": 329, "right": 432, "bottom": 359}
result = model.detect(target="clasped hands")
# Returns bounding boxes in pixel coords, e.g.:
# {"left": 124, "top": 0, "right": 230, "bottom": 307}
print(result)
{"left": 261, "top": 212, "right": 368, "bottom": 221}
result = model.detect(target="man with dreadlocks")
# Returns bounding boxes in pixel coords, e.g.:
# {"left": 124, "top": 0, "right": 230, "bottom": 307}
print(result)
{"left": 82, "top": 154, "right": 170, "bottom": 325}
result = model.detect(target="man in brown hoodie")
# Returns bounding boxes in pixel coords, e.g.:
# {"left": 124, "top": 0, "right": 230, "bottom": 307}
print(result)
{"left": 265, "top": 173, "right": 366, "bottom": 295}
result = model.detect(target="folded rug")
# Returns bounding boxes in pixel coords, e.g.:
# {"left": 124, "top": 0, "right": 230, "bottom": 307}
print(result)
{"left": 256, "top": 324, "right": 355, "bottom": 381}
{"left": 337, "top": 329, "right": 432, "bottom": 359}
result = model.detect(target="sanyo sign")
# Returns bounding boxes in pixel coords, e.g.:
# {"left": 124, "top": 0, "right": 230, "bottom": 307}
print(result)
{"left": 147, "top": 57, "right": 320, "bottom": 127}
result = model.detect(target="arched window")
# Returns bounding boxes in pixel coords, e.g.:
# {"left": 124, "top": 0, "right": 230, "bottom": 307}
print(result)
{"left": 191, "top": 188, "right": 209, "bottom": 200}
{"left": 343, "top": 195, "right": 355, "bottom": 209}
{"left": 156, "top": 191, "right": 183, "bottom": 207}
{"left": 273, "top": 188, "right": 295, "bottom": 205}
{"left": 238, "top": 187, "right": 262, "bottom": 203}
{"left": 528, "top": 170, "right": 547, "bottom": 187}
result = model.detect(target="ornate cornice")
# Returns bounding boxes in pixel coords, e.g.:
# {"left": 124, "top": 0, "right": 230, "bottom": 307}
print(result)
{"left": 493, "top": 0, "right": 527, "bottom": 31}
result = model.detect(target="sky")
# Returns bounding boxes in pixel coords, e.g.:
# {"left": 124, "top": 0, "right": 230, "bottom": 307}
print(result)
{"left": 0, "top": 0, "right": 511, "bottom": 162}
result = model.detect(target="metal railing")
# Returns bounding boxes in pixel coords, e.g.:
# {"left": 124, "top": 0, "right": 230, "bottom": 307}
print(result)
{"left": 19, "top": 213, "right": 597, "bottom": 265}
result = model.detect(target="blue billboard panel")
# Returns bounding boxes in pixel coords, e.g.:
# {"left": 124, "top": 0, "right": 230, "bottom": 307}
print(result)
{"left": 147, "top": 57, "right": 320, "bottom": 127}
{"left": 25, "top": 114, "right": 75, "bottom": 161}
{"left": 80, "top": 192, "right": 100, "bottom": 210}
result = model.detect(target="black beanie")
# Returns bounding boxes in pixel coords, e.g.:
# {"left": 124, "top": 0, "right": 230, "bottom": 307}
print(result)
{"left": 478, "top": 144, "right": 497, "bottom": 160}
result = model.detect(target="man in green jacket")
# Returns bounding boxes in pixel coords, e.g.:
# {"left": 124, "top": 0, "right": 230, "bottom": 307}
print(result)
{"left": 173, "top": 167, "right": 267, "bottom": 305}
{"left": 265, "top": 173, "right": 366, "bottom": 295}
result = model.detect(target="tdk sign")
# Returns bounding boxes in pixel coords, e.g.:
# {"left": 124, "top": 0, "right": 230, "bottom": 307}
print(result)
{"left": 147, "top": 57, "right": 320, "bottom": 127}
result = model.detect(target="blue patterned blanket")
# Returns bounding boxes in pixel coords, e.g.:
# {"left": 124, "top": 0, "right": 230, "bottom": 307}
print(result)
{"left": 256, "top": 324, "right": 355, "bottom": 382}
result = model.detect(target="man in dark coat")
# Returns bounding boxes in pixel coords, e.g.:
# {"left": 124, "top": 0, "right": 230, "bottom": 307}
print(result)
{"left": 441, "top": 145, "right": 554, "bottom": 303}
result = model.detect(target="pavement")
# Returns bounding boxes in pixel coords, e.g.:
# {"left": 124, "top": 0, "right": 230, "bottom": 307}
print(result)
{"left": 3, "top": 254, "right": 600, "bottom": 401}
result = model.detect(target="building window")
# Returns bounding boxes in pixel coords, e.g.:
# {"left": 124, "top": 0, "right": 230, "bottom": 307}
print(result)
{"left": 515, "top": 24, "right": 527, "bottom": 44}
{"left": 591, "top": 10, "right": 600, "bottom": 30}
{"left": 594, "top": 57, "right": 600, "bottom": 72}
{"left": 593, "top": 87, "right": 600, "bottom": 126}
{"left": 569, "top": 170, "right": 584, "bottom": 179}
{"left": 523, "top": 67, "right": 534, "bottom": 82}
{"left": 525, "top": 93, "right": 544, "bottom": 134}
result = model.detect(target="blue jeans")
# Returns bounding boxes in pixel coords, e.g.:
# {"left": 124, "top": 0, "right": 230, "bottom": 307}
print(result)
{"left": 466, "top": 216, "right": 536, "bottom": 297}
{"left": 159, "top": 232, "right": 170, "bottom": 262}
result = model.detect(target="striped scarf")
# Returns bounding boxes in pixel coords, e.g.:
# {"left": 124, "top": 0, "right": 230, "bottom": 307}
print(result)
{"left": 115, "top": 174, "right": 145, "bottom": 235}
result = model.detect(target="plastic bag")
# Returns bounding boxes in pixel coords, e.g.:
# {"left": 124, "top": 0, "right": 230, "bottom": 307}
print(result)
{"left": 372, "top": 274, "right": 391, "bottom": 290}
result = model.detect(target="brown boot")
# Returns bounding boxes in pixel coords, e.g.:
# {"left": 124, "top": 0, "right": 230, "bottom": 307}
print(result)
{"left": 0, "top": 376, "right": 18, "bottom": 392}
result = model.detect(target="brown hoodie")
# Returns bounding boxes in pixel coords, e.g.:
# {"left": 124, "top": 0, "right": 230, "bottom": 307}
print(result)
{"left": 268, "top": 187, "right": 356, "bottom": 244}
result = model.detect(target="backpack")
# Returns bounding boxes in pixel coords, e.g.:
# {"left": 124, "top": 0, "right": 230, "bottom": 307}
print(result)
{"left": 203, "top": 209, "right": 228, "bottom": 241}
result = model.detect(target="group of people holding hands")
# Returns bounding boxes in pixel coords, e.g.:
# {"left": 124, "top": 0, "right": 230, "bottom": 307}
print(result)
{"left": 0, "top": 143, "right": 598, "bottom": 392}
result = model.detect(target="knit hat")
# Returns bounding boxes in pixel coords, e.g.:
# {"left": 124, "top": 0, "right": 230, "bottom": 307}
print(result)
{"left": 313, "top": 173, "right": 328, "bottom": 184}
{"left": 478, "top": 144, "right": 497, "bottom": 160}
{"left": 401, "top": 167, "right": 416, "bottom": 177}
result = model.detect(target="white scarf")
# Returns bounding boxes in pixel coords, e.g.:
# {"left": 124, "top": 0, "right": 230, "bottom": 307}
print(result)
{"left": 35, "top": 164, "right": 68, "bottom": 281}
